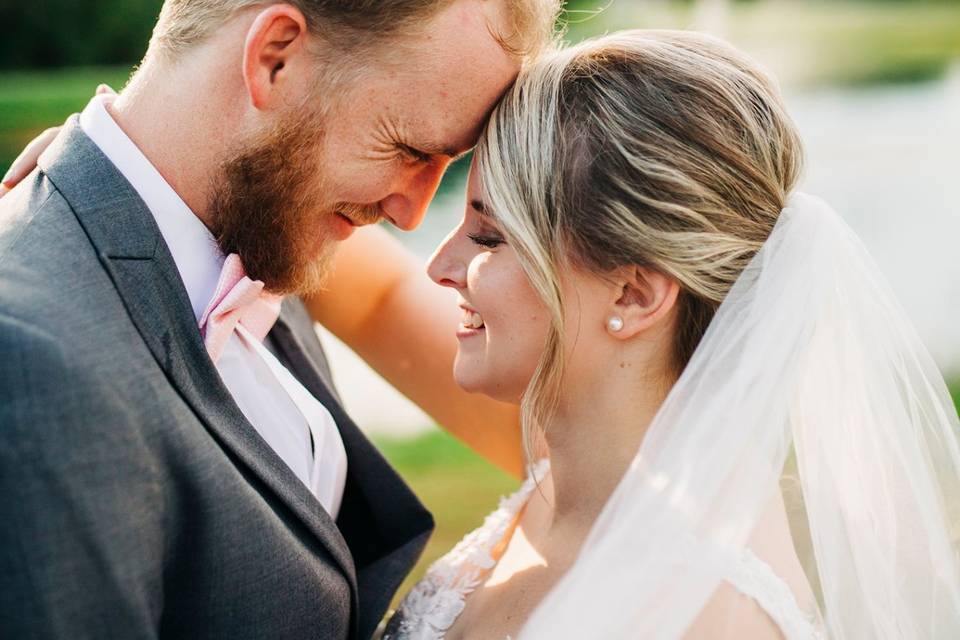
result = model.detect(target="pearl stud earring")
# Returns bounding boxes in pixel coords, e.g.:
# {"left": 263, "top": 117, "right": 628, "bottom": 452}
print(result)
{"left": 607, "top": 316, "right": 624, "bottom": 333}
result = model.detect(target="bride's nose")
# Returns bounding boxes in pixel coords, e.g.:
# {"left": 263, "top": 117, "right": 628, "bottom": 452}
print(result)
{"left": 427, "top": 227, "right": 468, "bottom": 289}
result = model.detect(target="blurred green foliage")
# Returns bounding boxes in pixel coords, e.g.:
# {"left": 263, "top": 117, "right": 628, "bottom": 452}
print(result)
{"left": 0, "top": 66, "right": 134, "bottom": 175}
{"left": 0, "top": 1, "right": 160, "bottom": 69}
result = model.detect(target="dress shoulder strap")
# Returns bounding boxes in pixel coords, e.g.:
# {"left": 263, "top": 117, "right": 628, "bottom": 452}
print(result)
{"left": 725, "top": 548, "right": 823, "bottom": 640}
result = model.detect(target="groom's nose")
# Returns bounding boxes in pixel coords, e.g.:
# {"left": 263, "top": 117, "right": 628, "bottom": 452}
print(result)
{"left": 379, "top": 161, "right": 449, "bottom": 231}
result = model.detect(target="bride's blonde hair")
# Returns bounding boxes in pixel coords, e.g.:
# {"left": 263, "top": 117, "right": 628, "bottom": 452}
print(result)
{"left": 474, "top": 30, "right": 804, "bottom": 461}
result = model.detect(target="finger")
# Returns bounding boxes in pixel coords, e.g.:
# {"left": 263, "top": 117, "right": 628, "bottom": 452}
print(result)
{"left": 2, "top": 127, "right": 60, "bottom": 190}
{"left": 96, "top": 84, "right": 117, "bottom": 95}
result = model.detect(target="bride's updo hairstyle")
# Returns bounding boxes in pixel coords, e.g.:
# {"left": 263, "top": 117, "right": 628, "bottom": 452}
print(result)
{"left": 474, "top": 30, "right": 803, "bottom": 454}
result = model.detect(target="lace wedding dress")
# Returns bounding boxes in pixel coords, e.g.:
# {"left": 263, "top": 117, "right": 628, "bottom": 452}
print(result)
{"left": 381, "top": 460, "right": 822, "bottom": 640}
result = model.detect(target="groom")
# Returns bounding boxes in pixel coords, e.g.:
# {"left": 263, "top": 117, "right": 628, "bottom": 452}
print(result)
{"left": 0, "top": 1, "right": 555, "bottom": 638}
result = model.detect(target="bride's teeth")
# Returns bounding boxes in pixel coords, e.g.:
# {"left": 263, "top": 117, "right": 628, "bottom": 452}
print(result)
{"left": 462, "top": 310, "right": 485, "bottom": 329}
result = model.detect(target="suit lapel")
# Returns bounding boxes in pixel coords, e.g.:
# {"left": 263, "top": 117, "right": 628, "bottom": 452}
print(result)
{"left": 268, "top": 300, "right": 435, "bottom": 639}
{"left": 269, "top": 301, "right": 433, "bottom": 536}
{"left": 37, "top": 120, "right": 360, "bottom": 627}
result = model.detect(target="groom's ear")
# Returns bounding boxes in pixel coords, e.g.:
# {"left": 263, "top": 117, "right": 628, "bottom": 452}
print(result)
{"left": 608, "top": 266, "right": 680, "bottom": 339}
{"left": 242, "top": 5, "right": 311, "bottom": 111}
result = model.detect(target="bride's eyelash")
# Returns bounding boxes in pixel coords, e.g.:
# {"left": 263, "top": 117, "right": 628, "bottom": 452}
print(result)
{"left": 467, "top": 233, "right": 504, "bottom": 249}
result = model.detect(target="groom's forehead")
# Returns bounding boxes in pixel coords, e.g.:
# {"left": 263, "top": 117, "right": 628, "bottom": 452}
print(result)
{"left": 376, "top": 61, "right": 518, "bottom": 156}
{"left": 382, "top": 3, "right": 520, "bottom": 122}
{"left": 378, "top": 84, "right": 504, "bottom": 162}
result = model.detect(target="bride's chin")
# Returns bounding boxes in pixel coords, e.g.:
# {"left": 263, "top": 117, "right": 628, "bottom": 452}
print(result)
{"left": 453, "top": 359, "right": 495, "bottom": 397}
{"left": 452, "top": 365, "right": 484, "bottom": 395}
{"left": 453, "top": 364, "right": 524, "bottom": 406}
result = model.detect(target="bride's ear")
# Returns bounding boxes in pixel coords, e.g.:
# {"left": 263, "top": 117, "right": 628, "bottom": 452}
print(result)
{"left": 606, "top": 266, "right": 680, "bottom": 339}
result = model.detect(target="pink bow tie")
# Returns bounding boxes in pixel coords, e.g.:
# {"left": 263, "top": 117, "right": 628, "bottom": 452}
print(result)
{"left": 199, "top": 253, "right": 283, "bottom": 363}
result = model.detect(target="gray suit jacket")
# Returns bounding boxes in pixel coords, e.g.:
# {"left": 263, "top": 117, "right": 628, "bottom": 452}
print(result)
{"left": 0, "top": 118, "right": 434, "bottom": 640}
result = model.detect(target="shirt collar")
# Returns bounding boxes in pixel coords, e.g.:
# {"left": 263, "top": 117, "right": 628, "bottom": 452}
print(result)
{"left": 79, "top": 93, "right": 224, "bottom": 322}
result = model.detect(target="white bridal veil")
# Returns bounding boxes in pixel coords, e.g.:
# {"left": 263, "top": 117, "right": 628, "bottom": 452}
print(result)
{"left": 519, "top": 193, "right": 960, "bottom": 639}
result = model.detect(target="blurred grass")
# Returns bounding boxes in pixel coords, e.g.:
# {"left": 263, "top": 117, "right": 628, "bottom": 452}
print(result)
{"left": 372, "top": 428, "right": 520, "bottom": 609}
{"left": 0, "top": 65, "right": 134, "bottom": 174}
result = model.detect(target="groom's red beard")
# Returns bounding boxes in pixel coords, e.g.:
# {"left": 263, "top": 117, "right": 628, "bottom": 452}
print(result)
{"left": 208, "top": 112, "right": 344, "bottom": 296}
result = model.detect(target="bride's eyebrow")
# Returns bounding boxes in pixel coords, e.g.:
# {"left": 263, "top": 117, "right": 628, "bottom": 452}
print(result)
{"left": 469, "top": 199, "right": 491, "bottom": 216}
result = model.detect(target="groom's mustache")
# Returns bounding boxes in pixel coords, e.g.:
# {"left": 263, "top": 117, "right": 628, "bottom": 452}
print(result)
{"left": 334, "top": 202, "right": 383, "bottom": 227}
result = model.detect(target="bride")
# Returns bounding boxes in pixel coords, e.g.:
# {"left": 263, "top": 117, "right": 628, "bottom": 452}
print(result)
{"left": 384, "top": 30, "right": 960, "bottom": 639}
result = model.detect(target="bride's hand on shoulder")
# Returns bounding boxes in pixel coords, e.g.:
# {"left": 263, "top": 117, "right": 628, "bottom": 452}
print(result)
{"left": 303, "top": 224, "right": 524, "bottom": 478}
{"left": 0, "top": 84, "right": 116, "bottom": 198}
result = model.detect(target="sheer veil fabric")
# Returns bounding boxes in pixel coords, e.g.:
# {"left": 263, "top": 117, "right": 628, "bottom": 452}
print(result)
{"left": 518, "top": 193, "right": 960, "bottom": 639}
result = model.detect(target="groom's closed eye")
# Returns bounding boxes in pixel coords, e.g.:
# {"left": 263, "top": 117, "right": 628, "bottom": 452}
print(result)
{"left": 401, "top": 140, "right": 473, "bottom": 165}
{"left": 397, "top": 144, "right": 434, "bottom": 164}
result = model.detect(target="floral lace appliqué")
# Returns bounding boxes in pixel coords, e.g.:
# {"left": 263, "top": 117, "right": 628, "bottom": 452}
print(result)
{"left": 381, "top": 460, "right": 550, "bottom": 640}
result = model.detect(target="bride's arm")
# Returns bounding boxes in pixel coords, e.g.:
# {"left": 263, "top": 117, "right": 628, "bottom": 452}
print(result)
{"left": 304, "top": 224, "right": 524, "bottom": 478}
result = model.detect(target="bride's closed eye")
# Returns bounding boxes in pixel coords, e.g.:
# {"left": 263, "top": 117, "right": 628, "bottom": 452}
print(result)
{"left": 467, "top": 232, "right": 505, "bottom": 249}
{"left": 464, "top": 197, "right": 506, "bottom": 249}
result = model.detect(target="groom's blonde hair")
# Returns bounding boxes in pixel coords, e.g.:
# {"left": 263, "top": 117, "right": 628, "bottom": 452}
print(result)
{"left": 475, "top": 30, "right": 804, "bottom": 461}
{"left": 151, "top": 0, "right": 560, "bottom": 63}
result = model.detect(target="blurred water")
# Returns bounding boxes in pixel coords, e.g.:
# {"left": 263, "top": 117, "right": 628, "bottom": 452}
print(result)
{"left": 331, "top": 72, "right": 960, "bottom": 435}
{"left": 790, "top": 69, "right": 960, "bottom": 377}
